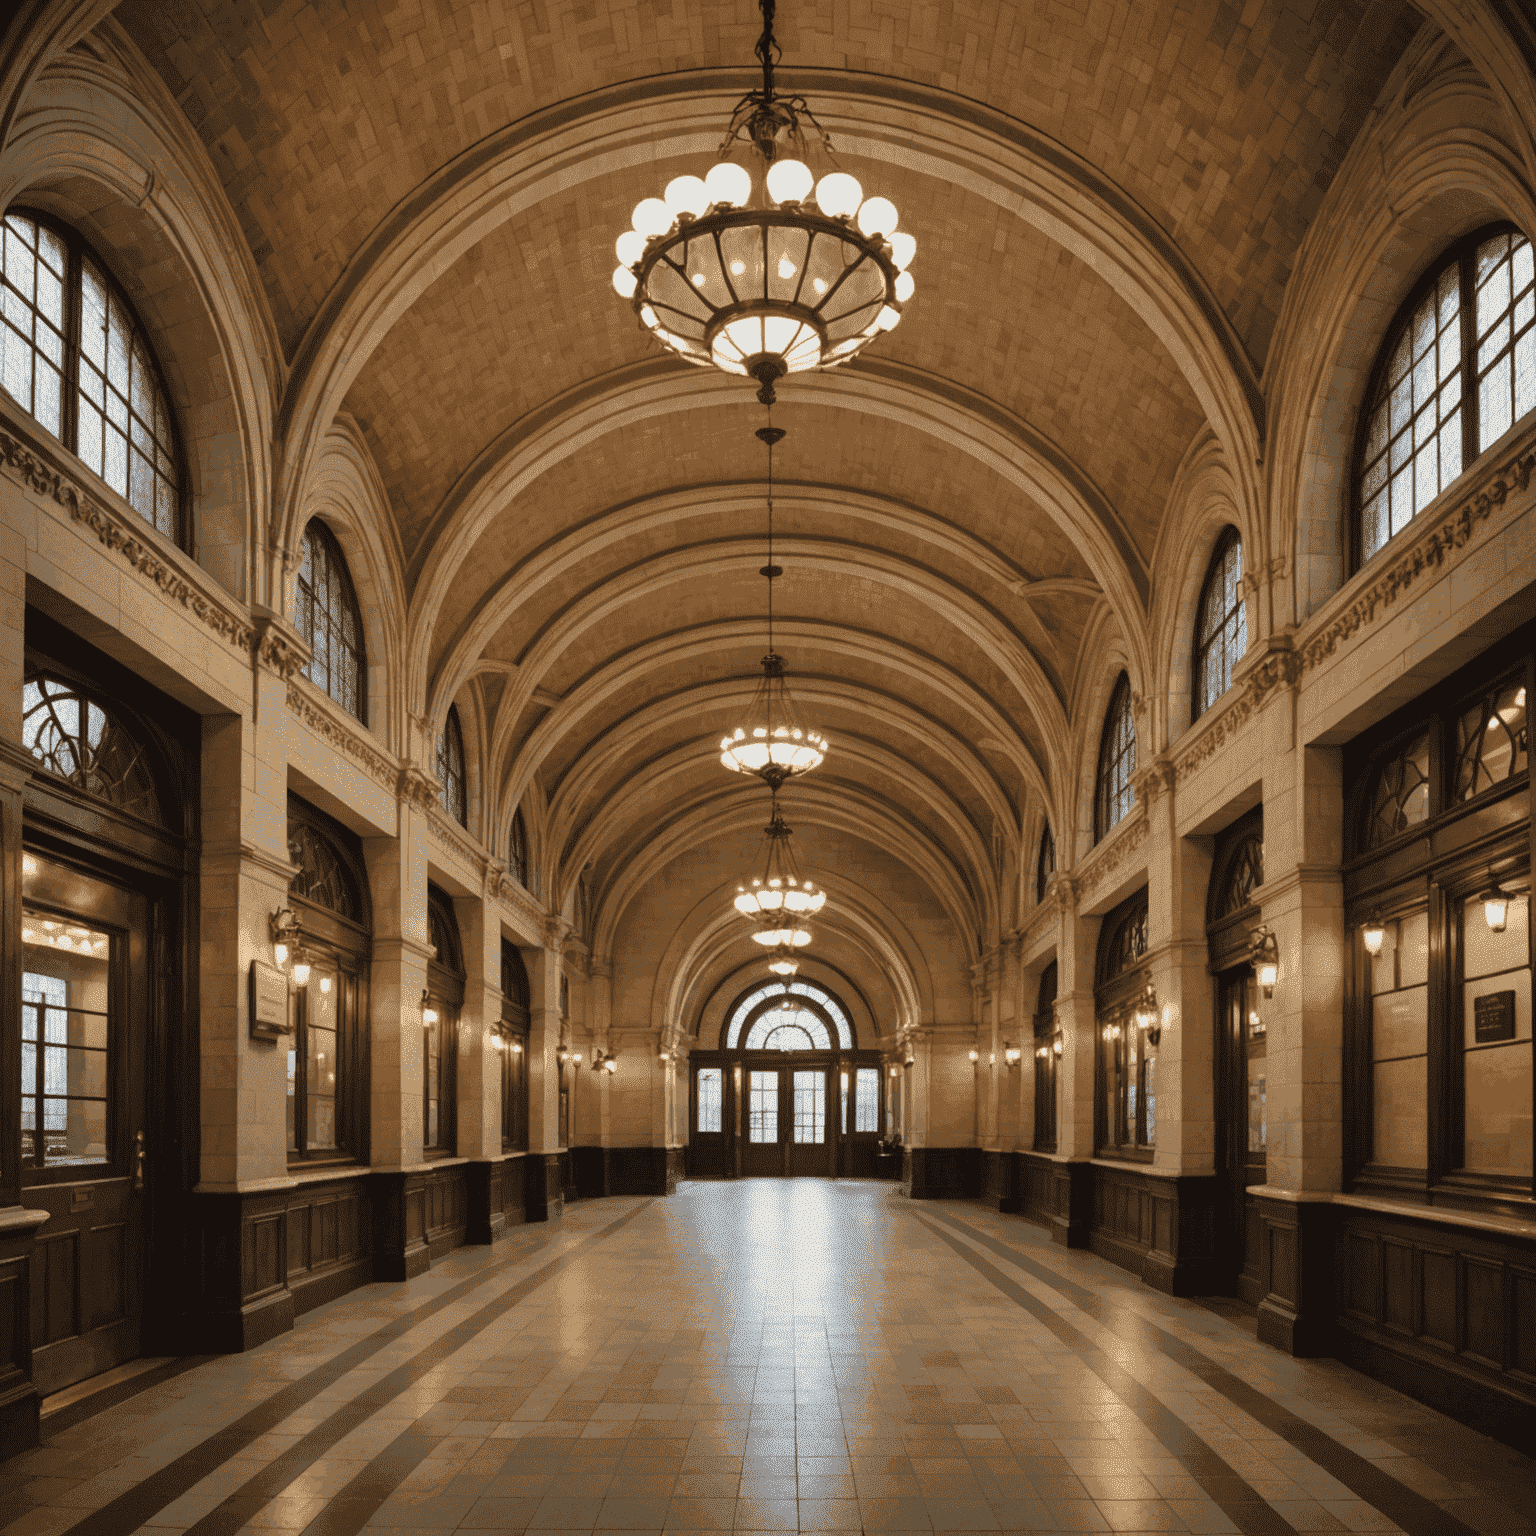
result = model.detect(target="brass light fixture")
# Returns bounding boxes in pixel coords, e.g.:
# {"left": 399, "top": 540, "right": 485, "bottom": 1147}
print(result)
{"left": 1251, "top": 926, "right": 1280, "bottom": 998}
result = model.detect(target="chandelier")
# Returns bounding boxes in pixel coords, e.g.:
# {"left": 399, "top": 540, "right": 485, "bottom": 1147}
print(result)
{"left": 611, "top": 0, "right": 915, "bottom": 405}
{"left": 719, "top": 424, "right": 828, "bottom": 788}
{"left": 735, "top": 792, "right": 826, "bottom": 924}
{"left": 766, "top": 945, "right": 800, "bottom": 976}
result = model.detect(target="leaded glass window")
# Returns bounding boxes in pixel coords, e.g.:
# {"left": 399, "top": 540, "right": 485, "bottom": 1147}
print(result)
{"left": 1216, "top": 836, "right": 1264, "bottom": 919}
{"left": 696, "top": 1067, "right": 722, "bottom": 1133}
{"left": 1364, "top": 728, "right": 1432, "bottom": 849}
{"left": 1357, "top": 225, "right": 1534, "bottom": 564}
{"left": 23, "top": 675, "right": 161, "bottom": 823}
{"left": 437, "top": 705, "right": 466, "bottom": 827}
{"left": 1193, "top": 528, "right": 1246, "bottom": 718}
{"left": 287, "top": 822, "right": 362, "bottom": 923}
{"left": 2, "top": 211, "right": 181, "bottom": 542}
{"left": 295, "top": 520, "right": 366, "bottom": 722}
{"left": 1094, "top": 673, "right": 1137, "bottom": 842}
{"left": 1454, "top": 678, "right": 1528, "bottom": 803}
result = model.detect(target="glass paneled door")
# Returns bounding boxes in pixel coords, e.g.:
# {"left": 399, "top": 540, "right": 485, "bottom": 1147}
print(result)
{"left": 21, "top": 852, "right": 149, "bottom": 1396}
{"left": 1218, "top": 966, "right": 1267, "bottom": 1304}
{"left": 740, "top": 1066, "right": 834, "bottom": 1175}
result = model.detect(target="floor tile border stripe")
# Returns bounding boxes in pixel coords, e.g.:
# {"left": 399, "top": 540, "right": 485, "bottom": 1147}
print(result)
{"left": 51, "top": 1202, "right": 650, "bottom": 1536}
{"left": 184, "top": 1199, "right": 655, "bottom": 1536}
{"left": 923, "top": 1205, "right": 1480, "bottom": 1536}
{"left": 909, "top": 1209, "right": 1299, "bottom": 1536}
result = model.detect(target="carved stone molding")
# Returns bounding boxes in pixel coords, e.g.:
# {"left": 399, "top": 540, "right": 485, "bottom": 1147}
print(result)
{"left": 1075, "top": 812, "right": 1150, "bottom": 907}
{"left": 397, "top": 766, "right": 439, "bottom": 815}
{"left": 252, "top": 607, "right": 310, "bottom": 681}
{"left": 543, "top": 915, "right": 566, "bottom": 952}
{"left": 427, "top": 809, "right": 482, "bottom": 874}
{"left": 1132, "top": 755, "right": 1176, "bottom": 808}
{"left": 285, "top": 680, "right": 396, "bottom": 790}
{"left": 0, "top": 419, "right": 256, "bottom": 653}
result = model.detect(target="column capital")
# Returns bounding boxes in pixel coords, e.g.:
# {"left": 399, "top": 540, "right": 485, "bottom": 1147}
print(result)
{"left": 250, "top": 606, "right": 311, "bottom": 681}
{"left": 397, "top": 765, "right": 438, "bottom": 814}
{"left": 1133, "top": 754, "right": 1176, "bottom": 808}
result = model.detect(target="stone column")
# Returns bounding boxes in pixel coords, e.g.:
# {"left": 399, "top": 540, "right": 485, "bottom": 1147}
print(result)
{"left": 458, "top": 884, "right": 503, "bottom": 1243}
{"left": 1051, "top": 876, "right": 1097, "bottom": 1248}
{"left": 524, "top": 922, "right": 565, "bottom": 1221}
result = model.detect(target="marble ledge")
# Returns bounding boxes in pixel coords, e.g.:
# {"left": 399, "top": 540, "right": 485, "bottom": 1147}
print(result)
{"left": 1249, "top": 1184, "right": 1536, "bottom": 1241}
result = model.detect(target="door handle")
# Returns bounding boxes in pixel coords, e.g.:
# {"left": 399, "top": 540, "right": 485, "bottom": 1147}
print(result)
{"left": 132, "top": 1129, "right": 145, "bottom": 1194}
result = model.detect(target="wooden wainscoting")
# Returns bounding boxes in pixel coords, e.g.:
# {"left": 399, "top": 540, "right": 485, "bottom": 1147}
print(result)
{"left": 1333, "top": 1202, "right": 1536, "bottom": 1445}
{"left": 1089, "top": 1162, "right": 1222, "bottom": 1295}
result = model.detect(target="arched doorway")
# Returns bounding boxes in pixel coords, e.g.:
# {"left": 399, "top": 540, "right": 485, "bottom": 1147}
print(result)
{"left": 689, "top": 981, "right": 885, "bottom": 1178}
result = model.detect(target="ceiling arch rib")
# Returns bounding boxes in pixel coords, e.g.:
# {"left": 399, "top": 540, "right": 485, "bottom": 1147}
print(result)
{"left": 426, "top": 480, "right": 1090, "bottom": 726}
{"left": 411, "top": 362, "right": 1146, "bottom": 721}
{"left": 473, "top": 535, "right": 1065, "bottom": 771}
{"left": 272, "top": 70, "right": 1266, "bottom": 587}
{"left": 548, "top": 686, "right": 1019, "bottom": 870}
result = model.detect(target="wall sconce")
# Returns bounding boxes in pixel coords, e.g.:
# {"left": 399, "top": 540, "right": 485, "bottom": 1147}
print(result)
{"left": 1362, "top": 915, "right": 1385, "bottom": 956}
{"left": 592, "top": 1048, "right": 617, "bottom": 1073}
{"left": 1483, "top": 883, "right": 1510, "bottom": 933}
{"left": 1052, "top": 1037, "right": 1062, "bottom": 1057}
{"left": 968, "top": 1048, "right": 979, "bottom": 1063}
{"left": 557, "top": 1044, "right": 570, "bottom": 1066}
{"left": 1035, "top": 1044, "right": 1048, "bottom": 1060}
{"left": 421, "top": 990, "right": 438, "bottom": 1025}
{"left": 1134, "top": 985, "right": 1161, "bottom": 1047}
{"left": 658, "top": 1049, "right": 670, "bottom": 1062}
{"left": 889, "top": 1065, "right": 899, "bottom": 1078}
{"left": 902, "top": 1049, "right": 915, "bottom": 1070}
{"left": 1103, "top": 1022, "right": 1121, "bottom": 1042}
{"left": 1002, "top": 1042, "right": 1021, "bottom": 1067}
{"left": 270, "top": 908, "right": 312, "bottom": 985}
{"left": 1250, "top": 926, "right": 1280, "bottom": 998}
{"left": 510, "top": 1038, "right": 522, "bottom": 1054}
{"left": 573, "top": 1051, "right": 584, "bottom": 1065}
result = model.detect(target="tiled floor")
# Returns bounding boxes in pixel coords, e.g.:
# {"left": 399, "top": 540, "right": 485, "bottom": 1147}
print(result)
{"left": 3, "top": 1181, "right": 1534, "bottom": 1536}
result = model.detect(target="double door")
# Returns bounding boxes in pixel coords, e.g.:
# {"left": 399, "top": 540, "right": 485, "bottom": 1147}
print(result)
{"left": 22, "top": 851, "right": 150, "bottom": 1396}
{"left": 742, "top": 1064, "right": 834, "bottom": 1176}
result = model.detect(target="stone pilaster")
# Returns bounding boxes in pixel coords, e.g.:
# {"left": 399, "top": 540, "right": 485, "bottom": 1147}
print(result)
{"left": 524, "top": 923, "right": 565, "bottom": 1220}
{"left": 1053, "top": 878, "right": 1099, "bottom": 1160}
{"left": 454, "top": 888, "right": 499, "bottom": 1160}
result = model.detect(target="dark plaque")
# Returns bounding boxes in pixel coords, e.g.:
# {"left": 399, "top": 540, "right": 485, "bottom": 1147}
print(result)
{"left": 1474, "top": 989, "right": 1516, "bottom": 1044}
{"left": 250, "top": 960, "right": 293, "bottom": 1041}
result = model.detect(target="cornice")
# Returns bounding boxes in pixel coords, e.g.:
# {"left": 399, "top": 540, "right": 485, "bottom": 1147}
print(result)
{"left": 427, "top": 808, "right": 482, "bottom": 876}
{"left": 0, "top": 409, "right": 254, "bottom": 654}
{"left": 285, "top": 676, "right": 396, "bottom": 791}
{"left": 397, "top": 766, "right": 439, "bottom": 815}
{"left": 1073, "top": 812, "right": 1150, "bottom": 909}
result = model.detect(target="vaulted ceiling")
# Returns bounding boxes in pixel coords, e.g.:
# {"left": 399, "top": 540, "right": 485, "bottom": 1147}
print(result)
{"left": 112, "top": 0, "right": 1426, "bottom": 1009}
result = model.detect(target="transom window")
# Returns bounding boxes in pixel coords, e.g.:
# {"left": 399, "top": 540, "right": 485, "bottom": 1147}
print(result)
{"left": 23, "top": 674, "right": 162, "bottom": 825}
{"left": 436, "top": 705, "right": 467, "bottom": 827}
{"left": 1094, "top": 672, "right": 1137, "bottom": 842}
{"left": 1193, "top": 527, "right": 1246, "bottom": 719}
{"left": 295, "top": 520, "right": 366, "bottom": 722}
{"left": 2, "top": 211, "right": 182, "bottom": 543}
{"left": 725, "top": 981, "right": 854, "bottom": 1050}
{"left": 1356, "top": 224, "right": 1534, "bottom": 564}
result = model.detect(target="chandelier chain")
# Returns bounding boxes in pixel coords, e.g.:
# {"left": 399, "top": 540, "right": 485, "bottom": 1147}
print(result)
{"left": 755, "top": 0, "right": 779, "bottom": 102}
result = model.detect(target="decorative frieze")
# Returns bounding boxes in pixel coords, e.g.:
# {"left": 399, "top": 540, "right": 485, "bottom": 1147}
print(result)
{"left": 398, "top": 766, "right": 440, "bottom": 815}
{"left": 1075, "top": 812, "right": 1150, "bottom": 908}
{"left": 284, "top": 681, "right": 396, "bottom": 789}
{"left": 427, "top": 808, "right": 482, "bottom": 873}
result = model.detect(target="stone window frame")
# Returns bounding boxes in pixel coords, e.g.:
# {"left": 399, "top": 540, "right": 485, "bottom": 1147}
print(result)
{"left": 436, "top": 705, "right": 467, "bottom": 828}
{"left": 1093, "top": 672, "right": 1137, "bottom": 844}
{"left": 1, "top": 208, "right": 185, "bottom": 547}
{"left": 295, "top": 518, "right": 368, "bottom": 724}
{"left": 1353, "top": 221, "right": 1534, "bottom": 569}
{"left": 1094, "top": 886, "right": 1154, "bottom": 1162}
{"left": 1192, "top": 526, "right": 1246, "bottom": 721}
{"left": 1035, "top": 823, "right": 1055, "bottom": 905}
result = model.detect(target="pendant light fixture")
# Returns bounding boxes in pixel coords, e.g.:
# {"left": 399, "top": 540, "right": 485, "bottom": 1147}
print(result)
{"left": 612, "top": 0, "right": 914, "bottom": 405}
{"left": 766, "top": 945, "right": 800, "bottom": 976}
{"left": 735, "top": 791, "right": 827, "bottom": 923}
{"left": 719, "top": 424, "right": 828, "bottom": 787}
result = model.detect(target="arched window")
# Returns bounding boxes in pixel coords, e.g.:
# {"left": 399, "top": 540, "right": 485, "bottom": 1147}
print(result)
{"left": 724, "top": 981, "right": 855, "bottom": 1050}
{"left": 1094, "top": 673, "right": 1137, "bottom": 842}
{"left": 285, "top": 797, "right": 370, "bottom": 1165}
{"left": 1193, "top": 528, "right": 1246, "bottom": 719}
{"left": 1035, "top": 824, "right": 1055, "bottom": 904}
{"left": 1, "top": 211, "right": 182, "bottom": 544}
{"left": 294, "top": 520, "right": 366, "bottom": 722}
{"left": 436, "top": 705, "right": 466, "bottom": 826}
{"left": 23, "top": 674, "right": 163, "bottom": 824}
{"left": 1356, "top": 224, "right": 1534, "bottom": 565}
{"left": 508, "top": 808, "right": 531, "bottom": 889}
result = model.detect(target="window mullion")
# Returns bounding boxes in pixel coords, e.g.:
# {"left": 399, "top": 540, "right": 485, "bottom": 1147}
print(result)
{"left": 63, "top": 235, "right": 82, "bottom": 458}
{"left": 1460, "top": 245, "right": 1480, "bottom": 468}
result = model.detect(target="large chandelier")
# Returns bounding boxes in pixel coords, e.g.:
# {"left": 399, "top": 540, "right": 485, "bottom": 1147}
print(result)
{"left": 735, "top": 793, "right": 827, "bottom": 923}
{"left": 719, "top": 425, "right": 828, "bottom": 789}
{"left": 611, "top": 0, "right": 915, "bottom": 406}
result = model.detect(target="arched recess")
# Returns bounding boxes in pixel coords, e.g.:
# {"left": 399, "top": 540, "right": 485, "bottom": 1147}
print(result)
{"left": 413, "top": 361, "right": 1149, "bottom": 730}
{"left": 1265, "top": 38, "right": 1536, "bottom": 623}
{"left": 440, "top": 682, "right": 488, "bottom": 844}
{"left": 292, "top": 416, "right": 406, "bottom": 751}
{"left": 1151, "top": 430, "right": 1256, "bottom": 742}
{"left": 1067, "top": 606, "right": 1141, "bottom": 868}
{"left": 271, "top": 72, "right": 1264, "bottom": 579}
{"left": 695, "top": 956, "right": 883, "bottom": 1052}
{"left": 4, "top": 27, "right": 280, "bottom": 600}
{"left": 721, "top": 980, "right": 856, "bottom": 1050}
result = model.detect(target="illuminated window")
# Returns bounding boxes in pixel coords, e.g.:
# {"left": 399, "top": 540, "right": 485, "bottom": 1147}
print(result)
{"left": 23, "top": 675, "right": 161, "bottom": 824}
{"left": 295, "top": 520, "right": 366, "bottom": 722}
{"left": 1, "top": 211, "right": 182, "bottom": 542}
{"left": 696, "top": 1067, "right": 722, "bottom": 1134}
{"left": 437, "top": 705, "right": 467, "bottom": 826}
{"left": 1094, "top": 673, "right": 1137, "bottom": 841}
{"left": 1193, "top": 528, "right": 1245, "bottom": 718}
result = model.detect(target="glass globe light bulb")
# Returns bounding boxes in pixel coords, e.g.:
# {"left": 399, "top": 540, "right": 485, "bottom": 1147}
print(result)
{"left": 888, "top": 231, "right": 917, "bottom": 269}
{"left": 876, "top": 305, "right": 902, "bottom": 331}
{"left": 814, "top": 172, "right": 862, "bottom": 218}
{"left": 765, "top": 158, "right": 813, "bottom": 205}
{"left": 856, "top": 196, "right": 899, "bottom": 238}
{"left": 664, "top": 174, "right": 710, "bottom": 220}
{"left": 704, "top": 161, "right": 752, "bottom": 208}
{"left": 615, "top": 230, "right": 646, "bottom": 267}
{"left": 1362, "top": 921, "right": 1384, "bottom": 956}
{"left": 291, "top": 955, "right": 311, "bottom": 987}
{"left": 631, "top": 197, "right": 672, "bottom": 238}
{"left": 612, "top": 265, "right": 638, "bottom": 298}
{"left": 894, "top": 271, "right": 915, "bottom": 302}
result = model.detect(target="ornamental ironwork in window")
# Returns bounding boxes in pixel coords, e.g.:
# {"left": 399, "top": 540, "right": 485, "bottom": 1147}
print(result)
{"left": 1356, "top": 225, "right": 1534, "bottom": 564}
{"left": 1363, "top": 728, "right": 1432, "bottom": 850}
{"left": 1094, "top": 673, "right": 1137, "bottom": 842}
{"left": 1193, "top": 527, "right": 1246, "bottom": 718}
{"left": 1216, "top": 835, "right": 1264, "bottom": 919}
{"left": 295, "top": 520, "right": 366, "bottom": 722}
{"left": 1, "top": 211, "right": 182, "bottom": 542}
{"left": 1453, "top": 678, "right": 1528, "bottom": 803}
{"left": 22, "top": 675, "right": 161, "bottom": 824}
{"left": 1098, "top": 890, "right": 1148, "bottom": 985}
{"left": 437, "top": 705, "right": 466, "bottom": 827}
{"left": 287, "top": 822, "right": 362, "bottom": 923}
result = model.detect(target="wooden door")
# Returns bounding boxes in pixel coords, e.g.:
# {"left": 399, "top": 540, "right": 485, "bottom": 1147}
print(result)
{"left": 1218, "top": 966, "right": 1267, "bottom": 1303}
{"left": 785, "top": 1068, "right": 831, "bottom": 1175}
{"left": 21, "top": 851, "right": 149, "bottom": 1396}
{"left": 742, "top": 1068, "right": 783, "bottom": 1175}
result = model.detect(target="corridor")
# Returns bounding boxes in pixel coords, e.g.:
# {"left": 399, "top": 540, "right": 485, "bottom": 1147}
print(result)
{"left": 2, "top": 1183, "right": 1532, "bottom": 1536}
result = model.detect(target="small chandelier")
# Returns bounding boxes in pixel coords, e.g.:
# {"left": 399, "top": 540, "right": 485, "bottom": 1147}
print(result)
{"left": 766, "top": 946, "right": 800, "bottom": 976}
{"left": 719, "top": 424, "right": 828, "bottom": 789}
{"left": 735, "top": 792, "right": 826, "bottom": 921}
{"left": 753, "top": 916, "right": 812, "bottom": 948}
{"left": 611, "top": 0, "right": 914, "bottom": 405}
